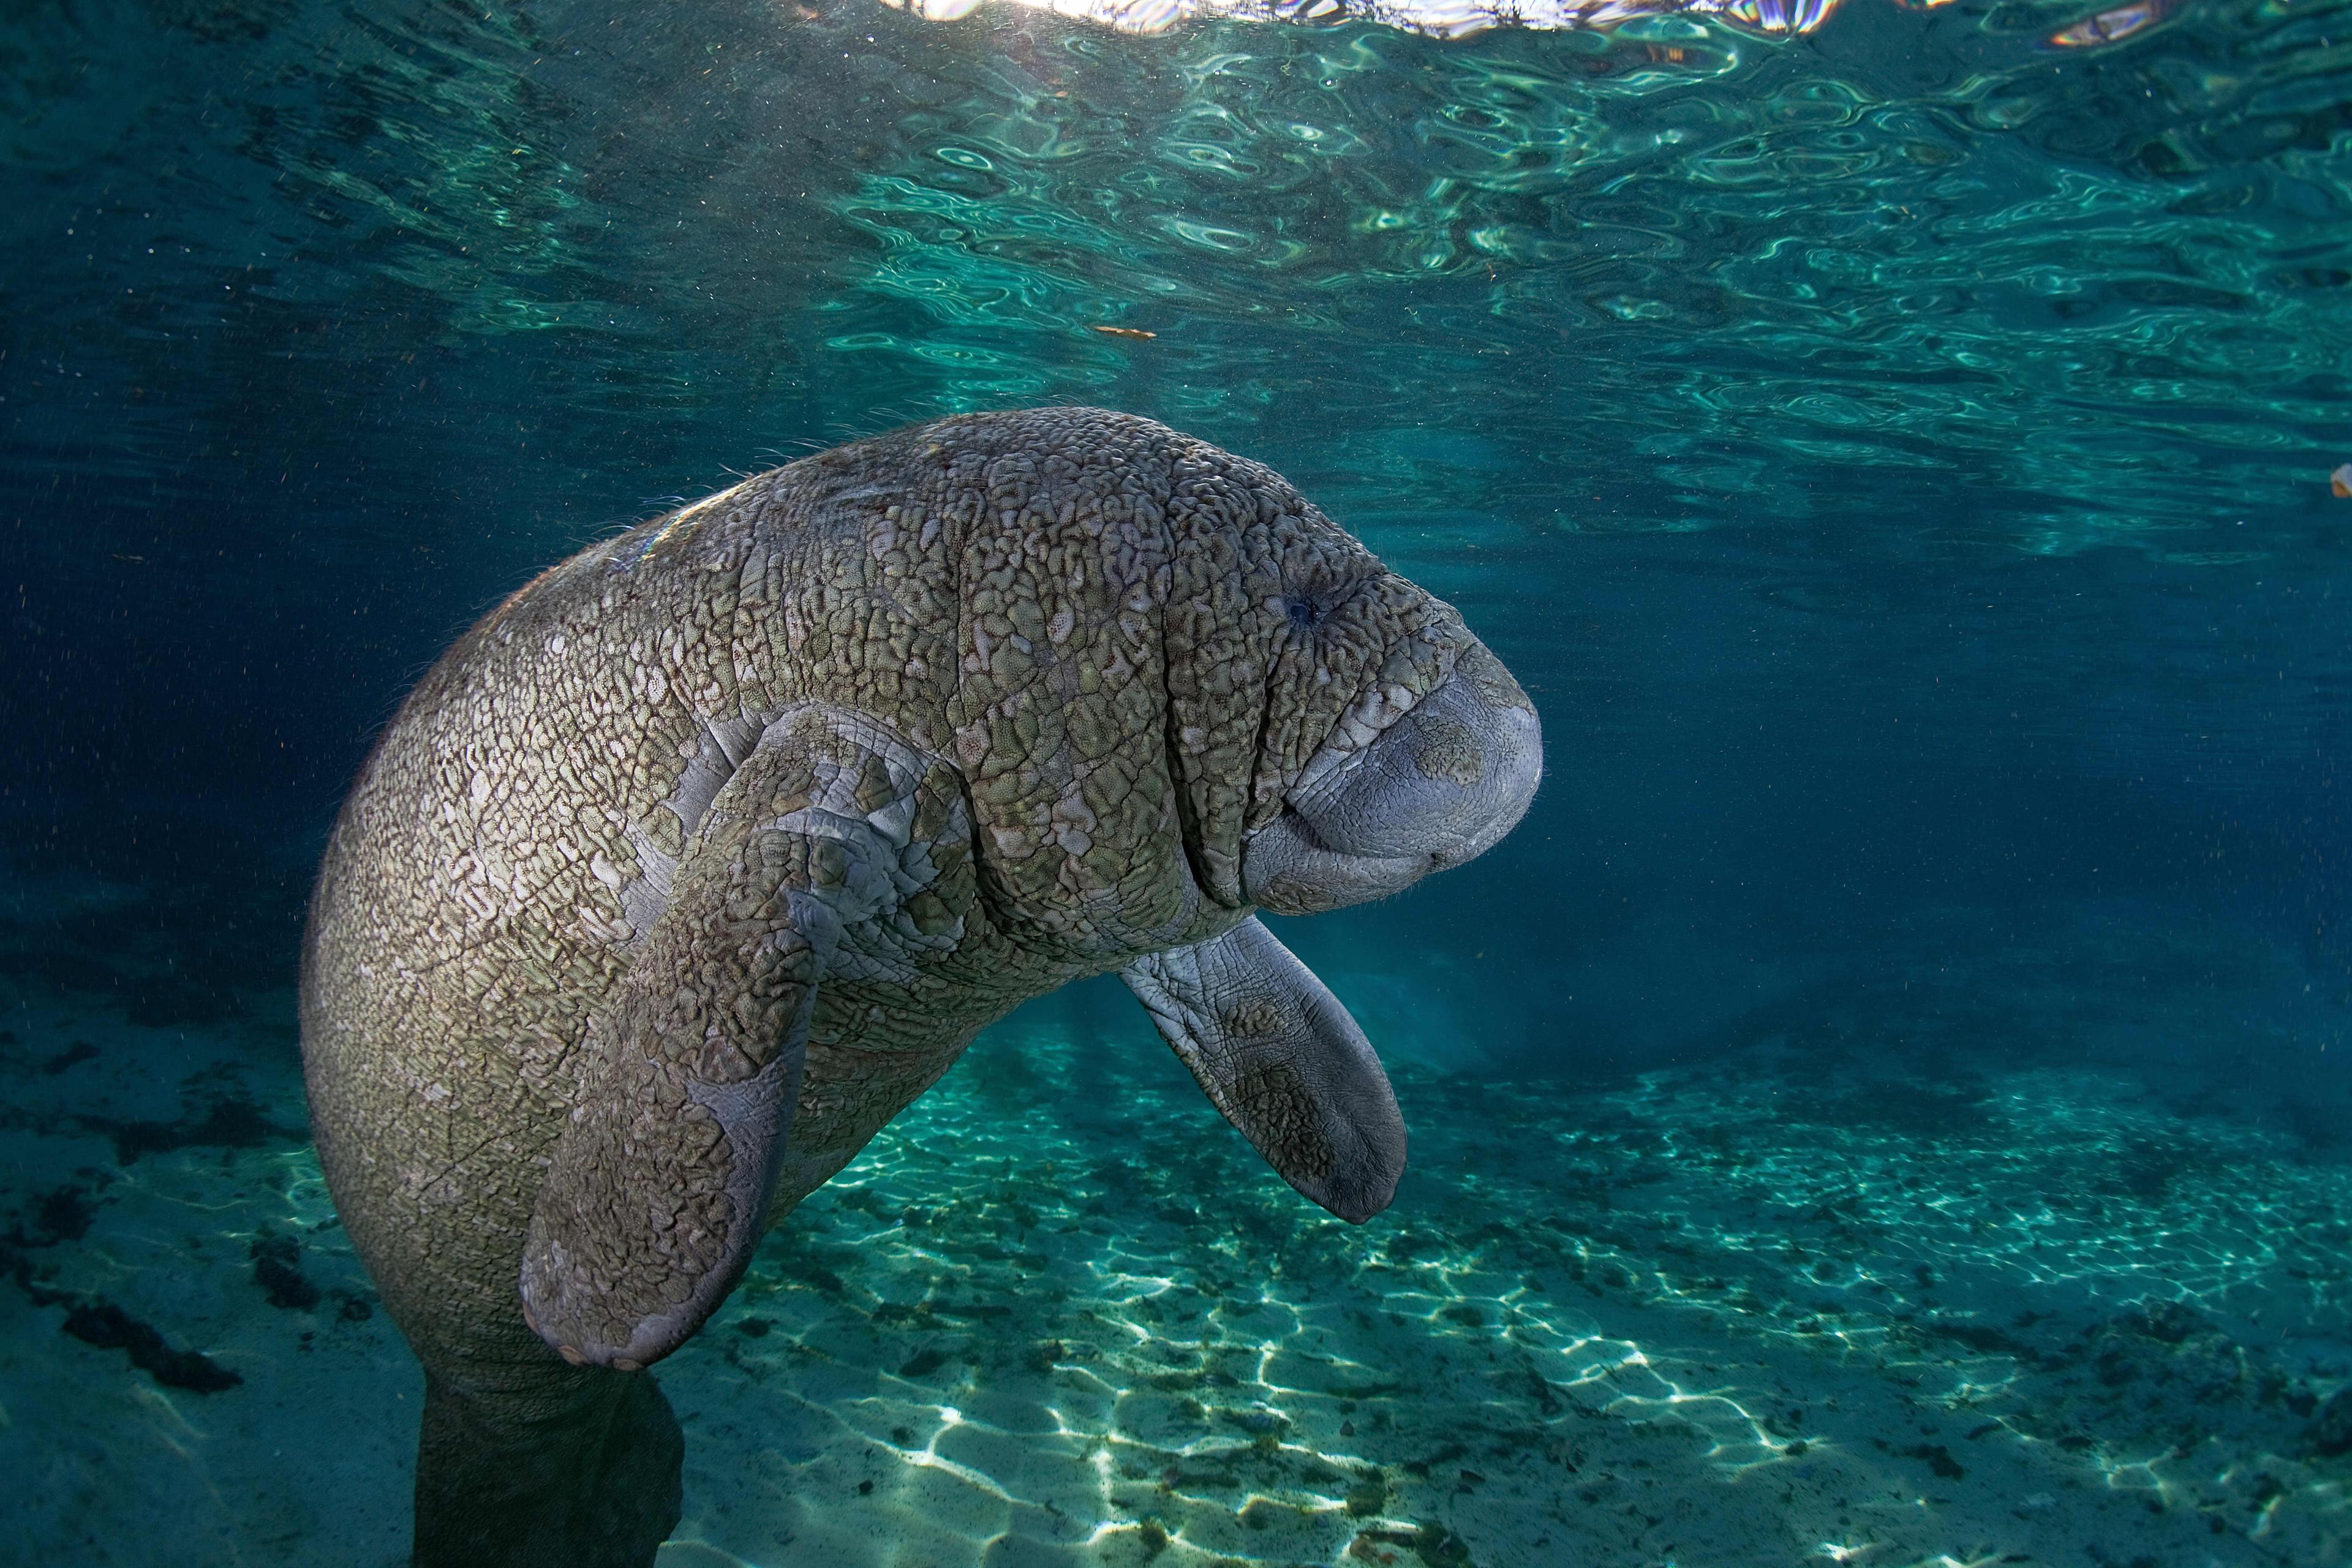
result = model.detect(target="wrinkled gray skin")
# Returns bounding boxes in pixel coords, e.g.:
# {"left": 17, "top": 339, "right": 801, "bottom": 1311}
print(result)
{"left": 300, "top": 408, "right": 1540, "bottom": 1568}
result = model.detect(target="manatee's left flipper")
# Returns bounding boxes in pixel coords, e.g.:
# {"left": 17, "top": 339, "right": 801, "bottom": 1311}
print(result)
{"left": 520, "top": 704, "right": 968, "bottom": 1370}
{"left": 1121, "top": 916, "right": 1407, "bottom": 1223}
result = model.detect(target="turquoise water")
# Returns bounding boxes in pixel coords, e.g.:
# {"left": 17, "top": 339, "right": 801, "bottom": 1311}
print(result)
{"left": 3, "top": 1, "right": 2350, "bottom": 1564}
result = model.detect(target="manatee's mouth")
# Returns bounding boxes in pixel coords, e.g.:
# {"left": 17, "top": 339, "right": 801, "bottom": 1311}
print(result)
{"left": 1245, "top": 800, "right": 1438, "bottom": 913}
{"left": 1240, "top": 657, "right": 1542, "bottom": 913}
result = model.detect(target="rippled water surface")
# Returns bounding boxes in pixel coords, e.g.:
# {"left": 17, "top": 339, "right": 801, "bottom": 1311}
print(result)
{"left": 3, "top": 1, "right": 2349, "bottom": 1564}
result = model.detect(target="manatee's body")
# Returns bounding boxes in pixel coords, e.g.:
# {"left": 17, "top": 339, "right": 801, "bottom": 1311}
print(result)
{"left": 301, "top": 407, "right": 1540, "bottom": 1567}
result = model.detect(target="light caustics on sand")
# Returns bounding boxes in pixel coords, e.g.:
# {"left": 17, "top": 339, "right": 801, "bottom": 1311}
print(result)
{"left": 9, "top": 975, "right": 2346, "bottom": 1564}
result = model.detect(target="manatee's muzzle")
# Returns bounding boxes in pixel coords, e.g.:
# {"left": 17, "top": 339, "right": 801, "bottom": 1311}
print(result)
{"left": 1242, "top": 643, "right": 1542, "bottom": 913}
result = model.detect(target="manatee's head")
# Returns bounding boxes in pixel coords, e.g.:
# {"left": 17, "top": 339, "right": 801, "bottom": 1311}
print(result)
{"left": 1236, "top": 515, "right": 1543, "bottom": 916}
{"left": 867, "top": 405, "right": 1539, "bottom": 936}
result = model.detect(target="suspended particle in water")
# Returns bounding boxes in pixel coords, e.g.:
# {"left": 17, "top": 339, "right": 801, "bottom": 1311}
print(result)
{"left": 2048, "top": 0, "right": 2182, "bottom": 47}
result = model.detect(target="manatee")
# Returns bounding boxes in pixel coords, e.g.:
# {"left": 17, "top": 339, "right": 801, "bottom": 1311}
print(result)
{"left": 300, "top": 406, "right": 1541, "bottom": 1567}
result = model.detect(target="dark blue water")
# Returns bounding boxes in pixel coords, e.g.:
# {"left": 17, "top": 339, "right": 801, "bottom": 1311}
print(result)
{"left": 3, "top": 2, "right": 2348, "bottom": 1563}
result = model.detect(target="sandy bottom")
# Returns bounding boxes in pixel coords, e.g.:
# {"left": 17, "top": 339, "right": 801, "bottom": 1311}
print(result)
{"left": 2, "top": 881, "right": 2348, "bottom": 1567}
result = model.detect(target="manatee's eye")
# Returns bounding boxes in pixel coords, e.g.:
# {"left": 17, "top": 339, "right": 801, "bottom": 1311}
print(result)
{"left": 1281, "top": 556, "right": 1373, "bottom": 637}
{"left": 1284, "top": 594, "right": 1327, "bottom": 634}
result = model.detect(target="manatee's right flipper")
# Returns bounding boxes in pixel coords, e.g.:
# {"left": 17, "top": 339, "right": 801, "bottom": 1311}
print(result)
{"left": 1121, "top": 916, "right": 1408, "bottom": 1223}
{"left": 412, "top": 1360, "right": 682, "bottom": 1568}
{"left": 520, "top": 704, "right": 967, "bottom": 1371}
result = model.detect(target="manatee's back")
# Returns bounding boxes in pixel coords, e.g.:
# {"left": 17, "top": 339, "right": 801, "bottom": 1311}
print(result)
{"left": 304, "top": 541, "right": 683, "bottom": 1357}
{"left": 300, "top": 459, "right": 944, "bottom": 1361}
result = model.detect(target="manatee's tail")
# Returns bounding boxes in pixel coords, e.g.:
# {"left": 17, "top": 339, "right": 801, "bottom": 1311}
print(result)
{"left": 413, "top": 1360, "right": 683, "bottom": 1568}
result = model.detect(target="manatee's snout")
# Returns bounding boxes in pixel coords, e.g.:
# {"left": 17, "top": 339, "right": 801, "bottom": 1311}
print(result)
{"left": 1243, "top": 642, "right": 1542, "bottom": 914}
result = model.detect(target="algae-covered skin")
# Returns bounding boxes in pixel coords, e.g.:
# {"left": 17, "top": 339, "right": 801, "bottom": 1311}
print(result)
{"left": 299, "top": 407, "right": 1540, "bottom": 1568}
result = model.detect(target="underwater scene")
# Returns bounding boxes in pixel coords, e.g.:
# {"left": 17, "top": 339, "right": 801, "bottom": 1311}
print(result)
{"left": 4, "top": 1, "right": 2351, "bottom": 1565}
